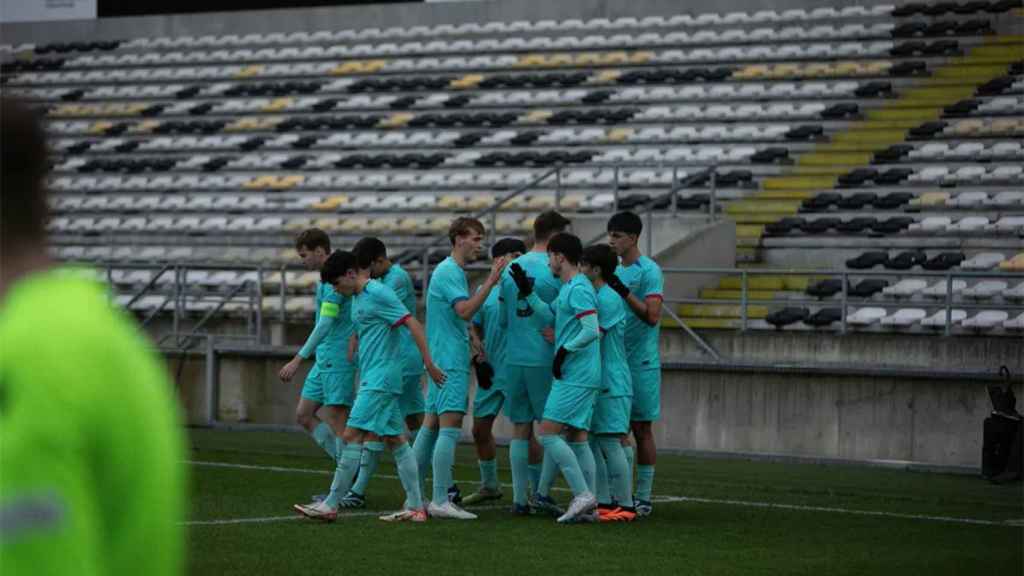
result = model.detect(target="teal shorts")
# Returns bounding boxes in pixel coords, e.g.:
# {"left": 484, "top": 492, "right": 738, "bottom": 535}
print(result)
{"left": 348, "top": 389, "right": 404, "bottom": 437}
{"left": 542, "top": 383, "right": 598, "bottom": 431}
{"left": 630, "top": 368, "right": 661, "bottom": 422}
{"left": 591, "top": 395, "right": 632, "bottom": 435}
{"left": 399, "top": 373, "right": 425, "bottom": 417}
{"left": 426, "top": 369, "right": 469, "bottom": 415}
{"left": 301, "top": 363, "right": 356, "bottom": 407}
{"left": 473, "top": 375, "right": 506, "bottom": 420}
{"left": 505, "top": 364, "right": 553, "bottom": 424}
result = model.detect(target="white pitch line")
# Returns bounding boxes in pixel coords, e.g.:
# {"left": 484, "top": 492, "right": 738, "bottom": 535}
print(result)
{"left": 186, "top": 460, "right": 1020, "bottom": 528}
{"left": 185, "top": 505, "right": 506, "bottom": 526}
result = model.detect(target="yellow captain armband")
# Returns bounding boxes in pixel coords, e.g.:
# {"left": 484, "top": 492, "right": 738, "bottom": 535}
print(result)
{"left": 320, "top": 302, "right": 340, "bottom": 318}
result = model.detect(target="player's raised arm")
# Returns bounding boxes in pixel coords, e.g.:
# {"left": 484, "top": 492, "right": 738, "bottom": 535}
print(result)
{"left": 452, "top": 255, "right": 509, "bottom": 320}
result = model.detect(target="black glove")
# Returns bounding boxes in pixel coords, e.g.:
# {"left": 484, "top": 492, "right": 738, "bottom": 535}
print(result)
{"left": 607, "top": 273, "right": 630, "bottom": 299}
{"left": 552, "top": 346, "right": 568, "bottom": 380}
{"left": 473, "top": 356, "right": 494, "bottom": 390}
{"left": 509, "top": 263, "right": 533, "bottom": 298}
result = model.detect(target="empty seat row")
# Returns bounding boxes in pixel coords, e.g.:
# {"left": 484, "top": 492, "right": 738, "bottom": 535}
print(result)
{"left": 908, "top": 190, "right": 1024, "bottom": 207}
{"left": 907, "top": 217, "right": 1024, "bottom": 234}
{"left": 884, "top": 278, "right": 1024, "bottom": 298}
{"left": 764, "top": 306, "right": 1024, "bottom": 330}
{"left": 843, "top": 251, "right": 1024, "bottom": 272}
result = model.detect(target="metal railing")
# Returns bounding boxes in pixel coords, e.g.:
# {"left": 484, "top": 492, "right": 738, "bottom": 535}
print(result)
{"left": 661, "top": 266, "right": 1024, "bottom": 336}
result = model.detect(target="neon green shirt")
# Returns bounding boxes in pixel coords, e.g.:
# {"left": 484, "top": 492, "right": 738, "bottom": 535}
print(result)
{"left": 0, "top": 268, "right": 186, "bottom": 576}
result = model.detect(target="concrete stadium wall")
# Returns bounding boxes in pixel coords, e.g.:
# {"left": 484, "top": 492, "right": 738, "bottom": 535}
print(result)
{"left": 168, "top": 327, "right": 1020, "bottom": 470}
{"left": 3, "top": 0, "right": 909, "bottom": 45}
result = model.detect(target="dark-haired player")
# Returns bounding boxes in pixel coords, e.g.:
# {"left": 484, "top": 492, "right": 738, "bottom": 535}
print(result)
{"left": 294, "top": 250, "right": 445, "bottom": 522}
{"left": 606, "top": 211, "right": 664, "bottom": 517}
{"left": 581, "top": 244, "right": 636, "bottom": 522}
{"left": 510, "top": 233, "right": 601, "bottom": 523}
{"left": 499, "top": 210, "right": 572, "bottom": 514}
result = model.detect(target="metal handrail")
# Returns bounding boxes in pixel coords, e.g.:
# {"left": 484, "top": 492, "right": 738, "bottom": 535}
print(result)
{"left": 661, "top": 266, "right": 1024, "bottom": 336}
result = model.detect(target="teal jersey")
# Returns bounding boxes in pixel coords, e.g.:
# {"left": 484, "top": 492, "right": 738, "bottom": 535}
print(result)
{"left": 351, "top": 279, "right": 412, "bottom": 394}
{"left": 472, "top": 287, "right": 507, "bottom": 370}
{"left": 500, "top": 251, "right": 562, "bottom": 367}
{"left": 313, "top": 281, "right": 356, "bottom": 371}
{"left": 381, "top": 263, "right": 423, "bottom": 376}
{"left": 426, "top": 256, "right": 470, "bottom": 372}
{"left": 615, "top": 256, "right": 664, "bottom": 370}
{"left": 596, "top": 284, "right": 632, "bottom": 398}
{"left": 554, "top": 273, "right": 601, "bottom": 388}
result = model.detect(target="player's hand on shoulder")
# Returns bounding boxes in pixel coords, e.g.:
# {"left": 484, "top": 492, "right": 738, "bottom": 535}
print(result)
{"left": 487, "top": 255, "right": 510, "bottom": 285}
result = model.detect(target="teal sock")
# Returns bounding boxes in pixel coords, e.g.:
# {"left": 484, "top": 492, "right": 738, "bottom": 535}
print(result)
{"left": 623, "top": 444, "right": 635, "bottom": 474}
{"left": 351, "top": 441, "right": 384, "bottom": 496}
{"left": 509, "top": 439, "right": 530, "bottom": 505}
{"left": 311, "top": 422, "right": 337, "bottom": 461}
{"left": 636, "top": 464, "right": 655, "bottom": 502}
{"left": 393, "top": 443, "right": 423, "bottom": 510}
{"left": 539, "top": 435, "right": 588, "bottom": 496}
{"left": 590, "top": 438, "right": 611, "bottom": 504}
{"left": 412, "top": 426, "right": 438, "bottom": 487}
{"left": 324, "top": 443, "right": 362, "bottom": 508}
{"left": 601, "top": 438, "right": 633, "bottom": 508}
{"left": 570, "top": 441, "right": 596, "bottom": 495}
{"left": 528, "top": 463, "right": 542, "bottom": 495}
{"left": 431, "top": 428, "right": 460, "bottom": 505}
{"left": 537, "top": 450, "right": 558, "bottom": 497}
{"left": 478, "top": 459, "right": 498, "bottom": 491}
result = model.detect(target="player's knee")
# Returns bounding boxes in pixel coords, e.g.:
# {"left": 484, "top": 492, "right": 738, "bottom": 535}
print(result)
{"left": 295, "top": 410, "right": 316, "bottom": 431}
{"left": 341, "top": 428, "right": 361, "bottom": 444}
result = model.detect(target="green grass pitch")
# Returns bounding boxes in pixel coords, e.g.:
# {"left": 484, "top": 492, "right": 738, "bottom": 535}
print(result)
{"left": 186, "top": 428, "right": 1022, "bottom": 575}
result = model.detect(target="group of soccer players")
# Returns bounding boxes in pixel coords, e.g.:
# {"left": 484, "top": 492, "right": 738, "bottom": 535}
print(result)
{"left": 281, "top": 209, "right": 663, "bottom": 524}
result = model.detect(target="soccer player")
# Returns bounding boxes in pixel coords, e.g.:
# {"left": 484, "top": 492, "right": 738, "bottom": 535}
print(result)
{"left": 337, "top": 236, "right": 426, "bottom": 509}
{"left": 413, "top": 217, "right": 509, "bottom": 520}
{"left": 0, "top": 97, "right": 185, "bottom": 574}
{"left": 278, "top": 229, "right": 356, "bottom": 472}
{"left": 499, "top": 210, "right": 571, "bottom": 514}
{"left": 462, "top": 237, "right": 527, "bottom": 506}
{"left": 580, "top": 244, "right": 637, "bottom": 522}
{"left": 607, "top": 211, "right": 664, "bottom": 517}
{"left": 509, "top": 233, "right": 601, "bottom": 523}
{"left": 294, "top": 250, "right": 446, "bottom": 522}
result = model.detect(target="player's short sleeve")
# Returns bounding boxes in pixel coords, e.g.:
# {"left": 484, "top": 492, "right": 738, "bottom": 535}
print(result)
{"left": 641, "top": 262, "right": 664, "bottom": 301}
{"left": 433, "top": 264, "right": 468, "bottom": 307}
{"left": 374, "top": 285, "right": 412, "bottom": 327}
{"left": 569, "top": 284, "right": 597, "bottom": 319}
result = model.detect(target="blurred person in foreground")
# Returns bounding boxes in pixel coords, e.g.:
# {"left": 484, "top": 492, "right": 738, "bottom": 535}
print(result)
{"left": 0, "top": 97, "right": 186, "bottom": 575}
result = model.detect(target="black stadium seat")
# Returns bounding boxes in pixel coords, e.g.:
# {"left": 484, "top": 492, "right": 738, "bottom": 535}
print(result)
{"left": 801, "top": 217, "right": 842, "bottom": 234}
{"left": 846, "top": 251, "right": 890, "bottom": 270}
{"left": 837, "top": 192, "right": 877, "bottom": 209}
{"left": 837, "top": 217, "right": 878, "bottom": 233}
{"left": 872, "top": 216, "right": 916, "bottom": 234}
{"left": 885, "top": 250, "right": 928, "bottom": 270}
{"left": 807, "top": 279, "right": 845, "bottom": 298}
{"left": 764, "top": 217, "right": 806, "bottom": 236}
{"left": 805, "top": 308, "right": 842, "bottom": 327}
{"left": 766, "top": 307, "right": 810, "bottom": 328}
{"left": 849, "top": 279, "right": 889, "bottom": 298}
{"left": 921, "top": 252, "right": 966, "bottom": 271}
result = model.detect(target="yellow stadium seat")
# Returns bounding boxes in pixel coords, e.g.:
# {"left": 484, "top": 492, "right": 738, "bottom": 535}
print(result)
{"left": 515, "top": 54, "right": 547, "bottom": 67}
{"left": 910, "top": 192, "right": 951, "bottom": 206}
{"left": 263, "top": 98, "right": 293, "bottom": 112}
{"left": 372, "top": 217, "right": 400, "bottom": 233}
{"left": 450, "top": 74, "right": 485, "bottom": 89}
{"left": 948, "top": 119, "right": 985, "bottom": 136}
{"left": 234, "top": 65, "right": 265, "bottom": 79}
{"left": 379, "top": 113, "right": 415, "bottom": 128}
{"left": 605, "top": 127, "right": 635, "bottom": 142}
{"left": 860, "top": 61, "right": 892, "bottom": 75}
{"left": 438, "top": 195, "right": 467, "bottom": 209}
{"left": 464, "top": 195, "right": 496, "bottom": 210}
{"left": 362, "top": 59, "right": 387, "bottom": 73}
{"left": 999, "top": 253, "right": 1024, "bottom": 271}
{"left": 243, "top": 175, "right": 276, "bottom": 189}
{"left": 272, "top": 175, "right": 305, "bottom": 189}
{"left": 546, "top": 53, "right": 574, "bottom": 66}
{"left": 519, "top": 110, "right": 552, "bottom": 124}
{"left": 129, "top": 120, "right": 161, "bottom": 134}
{"left": 560, "top": 194, "right": 585, "bottom": 209}
{"left": 395, "top": 217, "right": 429, "bottom": 233}
{"left": 989, "top": 118, "right": 1023, "bottom": 134}
{"left": 424, "top": 218, "right": 451, "bottom": 234}
{"left": 312, "top": 217, "right": 346, "bottom": 233}
{"left": 285, "top": 218, "right": 313, "bottom": 232}
{"left": 803, "top": 63, "right": 832, "bottom": 77}
{"left": 589, "top": 69, "right": 622, "bottom": 84}
{"left": 312, "top": 196, "right": 348, "bottom": 211}
{"left": 628, "top": 51, "right": 656, "bottom": 64}
{"left": 87, "top": 121, "right": 114, "bottom": 134}
{"left": 733, "top": 65, "right": 769, "bottom": 79}
{"left": 770, "top": 64, "right": 801, "bottom": 78}
{"left": 526, "top": 195, "right": 556, "bottom": 210}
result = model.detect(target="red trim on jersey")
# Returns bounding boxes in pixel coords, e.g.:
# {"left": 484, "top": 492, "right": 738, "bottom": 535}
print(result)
{"left": 575, "top": 309, "right": 597, "bottom": 319}
{"left": 391, "top": 314, "right": 412, "bottom": 328}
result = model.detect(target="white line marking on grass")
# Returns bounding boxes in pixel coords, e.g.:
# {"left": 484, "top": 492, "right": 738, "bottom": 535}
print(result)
{"left": 187, "top": 461, "right": 1020, "bottom": 528}
{"left": 185, "top": 505, "right": 506, "bottom": 526}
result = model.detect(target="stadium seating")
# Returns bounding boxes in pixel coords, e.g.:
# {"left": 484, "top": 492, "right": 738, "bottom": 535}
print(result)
{"left": 3, "top": 1, "right": 1021, "bottom": 326}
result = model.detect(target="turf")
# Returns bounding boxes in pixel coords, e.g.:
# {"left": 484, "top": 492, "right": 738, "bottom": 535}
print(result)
{"left": 186, "top": 428, "right": 1023, "bottom": 576}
